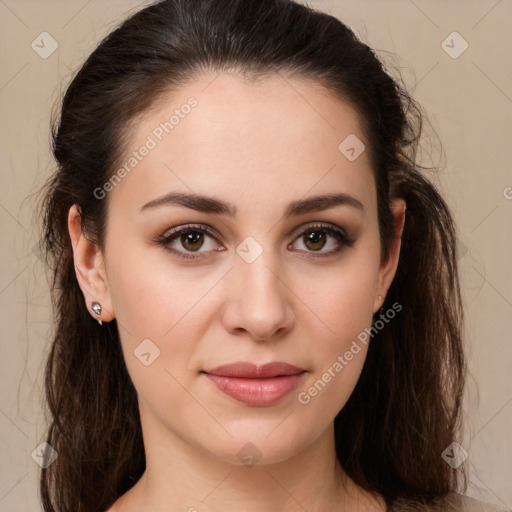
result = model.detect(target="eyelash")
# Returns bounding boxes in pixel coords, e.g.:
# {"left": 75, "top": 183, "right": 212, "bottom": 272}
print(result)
{"left": 155, "top": 222, "right": 355, "bottom": 261}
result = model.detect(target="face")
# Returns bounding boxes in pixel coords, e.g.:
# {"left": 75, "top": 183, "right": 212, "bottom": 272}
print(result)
{"left": 70, "top": 71, "right": 405, "bottom": 467}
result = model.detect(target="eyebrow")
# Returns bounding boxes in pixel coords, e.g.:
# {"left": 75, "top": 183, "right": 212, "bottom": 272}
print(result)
{"left": 139, "top": 191, "right": 365, "bottom": 217}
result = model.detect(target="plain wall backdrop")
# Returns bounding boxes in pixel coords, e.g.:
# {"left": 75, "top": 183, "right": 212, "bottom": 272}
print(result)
{"left": 0, "top": 0, "right": 511, "bottom": 510}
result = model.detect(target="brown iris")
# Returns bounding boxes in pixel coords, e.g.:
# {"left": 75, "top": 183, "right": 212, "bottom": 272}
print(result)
{"left": 303, "top": 230, "right": 326, "bottom": 251}
{"left": 181, "top": 231, "right": 204, "bottom": 251}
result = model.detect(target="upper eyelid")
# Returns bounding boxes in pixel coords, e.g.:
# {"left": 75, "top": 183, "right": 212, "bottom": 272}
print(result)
{"left": 162, "top": 223, "right": 218, "bottom": 240}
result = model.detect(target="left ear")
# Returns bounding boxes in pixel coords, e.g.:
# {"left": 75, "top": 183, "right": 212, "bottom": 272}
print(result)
{"left": 374, "top": 197, "right": 406, "bottom": 313}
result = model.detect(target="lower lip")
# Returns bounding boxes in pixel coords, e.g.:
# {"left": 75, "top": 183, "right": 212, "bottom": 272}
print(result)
{"left": 204, "top": 372, "right": 306, "bottom": 406}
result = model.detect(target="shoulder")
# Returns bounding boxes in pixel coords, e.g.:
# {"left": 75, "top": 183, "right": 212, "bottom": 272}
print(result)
{"left": 389, "top": 492, "right": 511, "bottom": 512}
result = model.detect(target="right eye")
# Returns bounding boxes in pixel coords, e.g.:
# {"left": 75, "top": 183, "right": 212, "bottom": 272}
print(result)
{"left": 156, "top": 224, "right": 224, "bottom": 260}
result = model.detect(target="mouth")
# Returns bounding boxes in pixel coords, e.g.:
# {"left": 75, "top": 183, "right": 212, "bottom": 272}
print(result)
{"left": 201, "top": 361, "right": 307, "bottom": 407}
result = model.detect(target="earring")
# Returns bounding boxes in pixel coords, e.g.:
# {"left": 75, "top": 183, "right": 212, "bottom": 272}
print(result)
{"left": 378, "top": 295, "right": 383, "bottom": 314}
{"left": 91, "top": 301, "right": 103, "bottom": 326}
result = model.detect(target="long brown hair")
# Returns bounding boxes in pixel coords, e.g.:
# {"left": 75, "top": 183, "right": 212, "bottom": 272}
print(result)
{"left": 36, "top": 0, "right": 467, "bottom": 510}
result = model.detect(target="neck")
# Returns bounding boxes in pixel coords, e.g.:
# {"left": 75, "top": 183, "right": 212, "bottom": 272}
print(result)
{"left": 115, "top": 412, "right": 385, "bottom": 512}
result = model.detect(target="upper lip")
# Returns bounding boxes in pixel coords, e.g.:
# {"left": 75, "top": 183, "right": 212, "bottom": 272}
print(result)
{"left": 203, "top": 361, "right": 305, "bottom": 378}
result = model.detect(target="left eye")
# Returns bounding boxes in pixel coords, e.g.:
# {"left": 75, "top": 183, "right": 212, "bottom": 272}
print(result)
{"left": 290, "top": 223, "right": 355, "bottom": 257}
{"left": 157, "top": 223, "right": 354, "bottom": 260}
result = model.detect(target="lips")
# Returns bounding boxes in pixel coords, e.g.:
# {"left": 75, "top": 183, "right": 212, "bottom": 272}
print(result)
{"left": 202, "top": 361, "right": 306, "bottom": 406}
{"left": 204, "top": 361, "right": 305, "bottom": 378}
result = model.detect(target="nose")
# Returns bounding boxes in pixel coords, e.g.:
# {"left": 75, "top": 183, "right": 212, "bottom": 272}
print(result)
{"left": 221, "top": 251, "right": 295, "bottom": 341}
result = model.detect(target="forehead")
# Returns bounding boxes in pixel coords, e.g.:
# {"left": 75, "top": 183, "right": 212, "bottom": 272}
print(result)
{"left": 108, "top": 71, "right": 375, "bottom": 217}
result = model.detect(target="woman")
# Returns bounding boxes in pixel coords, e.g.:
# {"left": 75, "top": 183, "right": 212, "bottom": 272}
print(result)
{"left": 36, "top": 0, "right": 505, "bottom": 511}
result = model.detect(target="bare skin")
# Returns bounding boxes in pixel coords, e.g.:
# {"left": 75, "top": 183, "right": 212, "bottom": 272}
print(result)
{"left": 69, "top": 70, "right": 405, "bottom": 512}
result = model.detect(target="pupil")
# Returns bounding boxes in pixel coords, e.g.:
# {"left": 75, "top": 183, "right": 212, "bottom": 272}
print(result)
{"left": 182, "top": 231, "right": 203, "bottom": 251}
{"left": 305, "top": 231, "right": 325, "bottom": 251}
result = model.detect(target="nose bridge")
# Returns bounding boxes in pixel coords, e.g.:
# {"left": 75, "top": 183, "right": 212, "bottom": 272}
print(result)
{"left": 224, "top": 234, "right": 293, "bottom": 339}
{"left": 236, "top": 235, "right": 285, "bottom": 306}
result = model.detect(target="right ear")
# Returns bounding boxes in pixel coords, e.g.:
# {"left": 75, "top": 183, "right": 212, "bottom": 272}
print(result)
{"left": 67, "top": 204, "right": 115, "bottom": 324}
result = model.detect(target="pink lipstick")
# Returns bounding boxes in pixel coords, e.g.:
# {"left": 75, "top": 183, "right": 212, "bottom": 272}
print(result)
{"left": 203, "top": 361, "right": 306, "bottom": 406}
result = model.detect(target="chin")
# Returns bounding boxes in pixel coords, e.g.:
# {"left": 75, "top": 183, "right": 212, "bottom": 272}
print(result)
{"left": 199, "top": 423, "right": 314, "bottom": 468}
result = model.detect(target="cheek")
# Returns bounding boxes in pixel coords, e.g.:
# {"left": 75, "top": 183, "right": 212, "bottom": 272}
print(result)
{"left": 104, "top": 253, "right": 179, "bottom": 382}
{"left": 297, "top": 282, "right": 373, "bottom": 418}
{"left": 107, "top": 241, "right": 210, "bottom": 337}
{"left": 110, "top": 262, "right": 203, "bottom": 426}
{"left": 105, "top": 244, "right": 221, "bottom": 386}
{"left": 293, "top": 249, "right": 379, "bottom": 410}
{"left": 301, "top": 254, "right": 379, "bottom": 341}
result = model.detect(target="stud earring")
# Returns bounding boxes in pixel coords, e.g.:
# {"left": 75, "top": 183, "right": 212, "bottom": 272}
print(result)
{"left": 378, "top": 295, "right": 383, "bottom": 314}
{"left": 91, "top": 301, "right": 103, "bottom": 326}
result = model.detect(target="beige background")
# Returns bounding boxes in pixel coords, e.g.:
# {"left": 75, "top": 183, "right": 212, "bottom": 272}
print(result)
{"left": 1, "top": 0, "right": 511, "bottom": 510}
